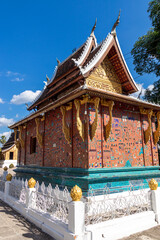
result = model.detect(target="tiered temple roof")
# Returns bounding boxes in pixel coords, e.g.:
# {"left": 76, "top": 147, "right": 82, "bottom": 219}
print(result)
{"left": 9, "top": 16, "right": 160, "bottom": 129}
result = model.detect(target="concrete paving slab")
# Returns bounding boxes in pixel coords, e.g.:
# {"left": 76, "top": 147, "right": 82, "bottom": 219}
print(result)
{"left": 0, "top": 200, "right": 54, "bottom": 240}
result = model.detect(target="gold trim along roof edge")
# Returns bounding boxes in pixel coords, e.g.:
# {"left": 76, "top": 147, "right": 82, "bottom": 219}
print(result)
{"left": 9, "top": 85, "right": 160, "bottom": 129}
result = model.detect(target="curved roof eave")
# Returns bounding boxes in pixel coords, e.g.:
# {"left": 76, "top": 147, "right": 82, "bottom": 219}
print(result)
{"left": 115, "top": 36, "right": 138, "bottom": 92}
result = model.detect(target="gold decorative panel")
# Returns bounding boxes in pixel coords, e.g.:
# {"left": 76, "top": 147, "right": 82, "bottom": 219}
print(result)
{"left": 86, "top": 57, "right": 122, "bottom": 94}
{"left": 60, "top": 105, "right": 71, "bottom": 144}
{"left": 153, "top": 112, "right": 160, "bottom": 145}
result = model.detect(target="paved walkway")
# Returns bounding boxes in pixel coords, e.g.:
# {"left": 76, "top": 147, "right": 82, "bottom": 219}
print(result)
{"left": 121, "top": 226, "right": 160, "bottom": 240}
{"left": 0, "top": 200, "right": 54, "bottom": 240}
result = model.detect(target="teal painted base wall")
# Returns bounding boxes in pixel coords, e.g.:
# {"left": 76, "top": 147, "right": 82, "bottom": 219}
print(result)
{"left": 14, "top": 165, "right": 160, "bottom": 195}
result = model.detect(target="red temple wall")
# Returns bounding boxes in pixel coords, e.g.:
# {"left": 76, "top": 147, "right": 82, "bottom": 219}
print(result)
{"left": 19, "top": 101, "right": 159, "bottom": 169}
{"left": 88, "top": 101, "right": 159, "bottom": 169}
{"left": 44, "top": 108, "right": 72, "bottom": 167}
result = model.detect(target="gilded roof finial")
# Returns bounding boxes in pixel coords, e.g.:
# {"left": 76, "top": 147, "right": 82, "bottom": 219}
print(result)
{"left": 56, "top": 58, "right": 61, "bottom": 66}
{"left": 91, "top": 18, "right": 97, "bottom": 34}
{"left": 46, "top": 74, "right": 50, "bottom": 83}
{"left": 111, "top": 10, "right": 121, "bottom": 35}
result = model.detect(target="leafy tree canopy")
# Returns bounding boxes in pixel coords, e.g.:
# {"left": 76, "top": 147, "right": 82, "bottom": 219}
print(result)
{"left": 131, "top": 0, "right": 160, "bottom": 77}
{"left": 0, "top": 136, "right": 7, "bottom": 146}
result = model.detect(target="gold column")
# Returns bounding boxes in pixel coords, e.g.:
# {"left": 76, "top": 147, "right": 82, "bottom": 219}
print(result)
{"left": 18, "top": 126, "right": 25, "bottom": 148}
{"left": 101, "top": 100, "right": 114, "bottom": 141}
{"left": 153, "top": 112, "right": 160, "bottom": 145}
{"left": 60, "top": 105, "right": 71, "bottom": 144}
{"left": 35, "top": 118, "right": 43, "bottom": 147}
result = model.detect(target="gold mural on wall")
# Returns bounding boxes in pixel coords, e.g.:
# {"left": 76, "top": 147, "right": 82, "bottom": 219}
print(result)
{"left": 35, "top": 118, "right": 43, "bottom": 147}
{"left": 14, "top": 128, "right": 20, "bottom": 149}
{"left": 60, "top": 105, "right": 71, "bottom": 144}
{"left": 101, "top": 100, "right": 114, "bottom": 141}
{"left": 18, "top": 126, "right": 25, "bottom": 148}
{"left": 74, "top": 99, "right": 85, "bottom": 141}
{"left": 86, "top": 57, "right": 122, "bottom": 94}
{"left": 140, "top": 108, "right": 153, "bottom": 144}
{"left": 74, "top": 96, "right": 100, "bottom": 141}
{"left": 90, "top": 97, "right": 100, "bottom": 141}
{"left": 153, "top": 112, "right": 160, "bottom": 145}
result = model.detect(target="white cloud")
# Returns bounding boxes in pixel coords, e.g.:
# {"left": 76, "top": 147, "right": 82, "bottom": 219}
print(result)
{"left": 15, "top": 114, "right": 19, "bottom": 118}
{"left": 131, "top": 83, "right": 155, "bottom": 99}
{"left": 131, "top": 84, "right": 146, "bottom": 99}
{"left": 0, "top": 116, "right": 14, "bottom": 127}
{"left": 6, "top": 71, "right": 20, "bottom": 77}
{"left": 10, "top": 90, "right": 41, "bottom": 105}
{"left": 11, "top": 77, "right": 24, "bottom": 82}
{"left": 0, "top": 98, "right": 4, "bottom": 104}
{"left": 147, "top": 84, "right": 154, "bottom": 91}
{"left": 0, "top": 131, "right": 11, "bottom": 141}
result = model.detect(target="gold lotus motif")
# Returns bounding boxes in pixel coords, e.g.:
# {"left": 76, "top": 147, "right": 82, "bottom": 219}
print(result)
{"left": 6, "top": 173, "right": 12, "bottom": 181}
{"left": 3, "top": 166, "right": 8, "bottom": 171}
{"left": 28, "top": 178, "right": 36, "bottom": 188}
{"left": 70, "top": 185, "right": 82, "bottom": 201}
{"left": 149, "top": 179, "right": 158, "bottom": 190}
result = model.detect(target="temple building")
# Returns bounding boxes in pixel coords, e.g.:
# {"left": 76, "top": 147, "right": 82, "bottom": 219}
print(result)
{"left": 1, "top": 132, "right": 18, "bottom": 168}
{"left": 9, "top": 17, "right": 160, "bottom": 192}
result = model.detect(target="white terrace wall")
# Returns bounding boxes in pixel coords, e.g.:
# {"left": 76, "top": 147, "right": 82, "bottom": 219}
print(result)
{"left": 0, "top": 174, "right": 160, "bottom": 240}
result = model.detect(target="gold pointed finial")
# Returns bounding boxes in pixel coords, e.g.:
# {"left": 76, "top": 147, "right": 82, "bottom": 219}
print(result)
{"left": 6, "top": 173, "right": 12, "bottom": 181}
{"left": 70, "top": 185, "right": 82, "bottom": 201}
{"left": 46, "top": 74, "right": 50, "bottom": 83}
{"left": 28, "top": 178, "right": 36, "bottom": 188}
{"left": 56, "top": 58, "right": 61, "bottom": 66}
{"left": 111, "top": 10, "right": 121, "bottom": 34}
{"left": 91, "top": 18, "right": 97, "bottom": 34}
{"left": 149, "top": 179, "right": 158, "bottom": 190}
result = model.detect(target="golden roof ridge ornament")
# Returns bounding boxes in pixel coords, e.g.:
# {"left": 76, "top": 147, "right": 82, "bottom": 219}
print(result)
{"left": 46, "top": 74, "right": 50, "bottom": 83}
{"left": 56, "top": 58, "right": 61, "bottom": 66}
{"left": 111, "top": 9, "right": 121, "bottom": 36}
{"left": 91, "top": 18, "right": 97, "bottom": 35}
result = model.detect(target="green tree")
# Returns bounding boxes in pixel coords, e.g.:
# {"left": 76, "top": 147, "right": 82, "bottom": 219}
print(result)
{"left": 0, "top": 135, "right": 7, "bottom": 145}
{"left": 131, "top": 0, "right": 160, "bottom": 102}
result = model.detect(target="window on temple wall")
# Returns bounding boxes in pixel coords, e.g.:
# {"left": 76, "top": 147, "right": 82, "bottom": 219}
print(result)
{"left": 9, "top": 152, "right": 13, "bottom": 160}
{"left": 30, "top": 137, "right": 36, "bottom": 154}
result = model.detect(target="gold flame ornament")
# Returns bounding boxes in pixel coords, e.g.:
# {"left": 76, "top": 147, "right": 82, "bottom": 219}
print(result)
{"left": 28, "top": 178, "right": 36, "bottom": 188}
{"left": 149, "top": 179, "right": 158, "bottom": 190}
{"left": 6, "top": 174, "right": 12, "bottom": 181}
{"left": 70, "top": 185, "right": 82, "bottom": 201}
{"left": 3, "top": 166, "right": 8, "bottom": 171}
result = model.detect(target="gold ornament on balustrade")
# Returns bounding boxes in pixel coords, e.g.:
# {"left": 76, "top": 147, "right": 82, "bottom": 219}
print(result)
{"left": 3, "top": 166, "right": 8, "bottom": 171}
{"left": 149, "top": 178, "right": 158, "bottom": 190}
{"left": 70, "top": 185, "right": 82, "bottom": 201}
{"left": 28, "top": 178, "right": 36, "bottom": 188}
{"left": 6, "top": 173, "right": 12, "bottom": 181}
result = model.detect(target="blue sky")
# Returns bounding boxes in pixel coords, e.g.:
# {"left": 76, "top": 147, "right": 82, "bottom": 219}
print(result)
{"left": 0, "top": 0, "right": 158, "bottom": 140}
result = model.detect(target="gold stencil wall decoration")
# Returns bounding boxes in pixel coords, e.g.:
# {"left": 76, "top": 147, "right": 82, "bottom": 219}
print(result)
{"left": 35, "top": 118, "right": 43, "bottom": 147}
{"left": 153, "top": 112, "right": 160, "bottom": 145}
{"left": 18, "top": 126, "right": 25, "bottom": 148}
{"left": 74, "top": 99, "right": 85, "bottom": 141}
{"left": 144, "top": 110, "right": 153, "bottom": 145}
{"left": 14, "top": 128, "right": 20, "bottom": 149}
{"left": 90, "top": 97, "right": 100, "bottom": 141}
{"left": 102, "top": 100, "right": 114, "bottom": 141}
{"left": 60, "top": 105, "right": 71, "bottom": 144}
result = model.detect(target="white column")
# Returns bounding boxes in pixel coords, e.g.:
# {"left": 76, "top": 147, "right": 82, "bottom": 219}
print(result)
{"left": 26, "top": 188, "right": 36, "bottom": 209}
{"left": 4, "top": 181, "right": 10, "bottom": 201}
{"left": 150, "top": 188, "right": 160, "bottom": 223}
{"left": 3, "top": 171, "right": 8, "bottom": 181}
{"left": 65, "top": 201, "right": 85, "bottom": 240}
